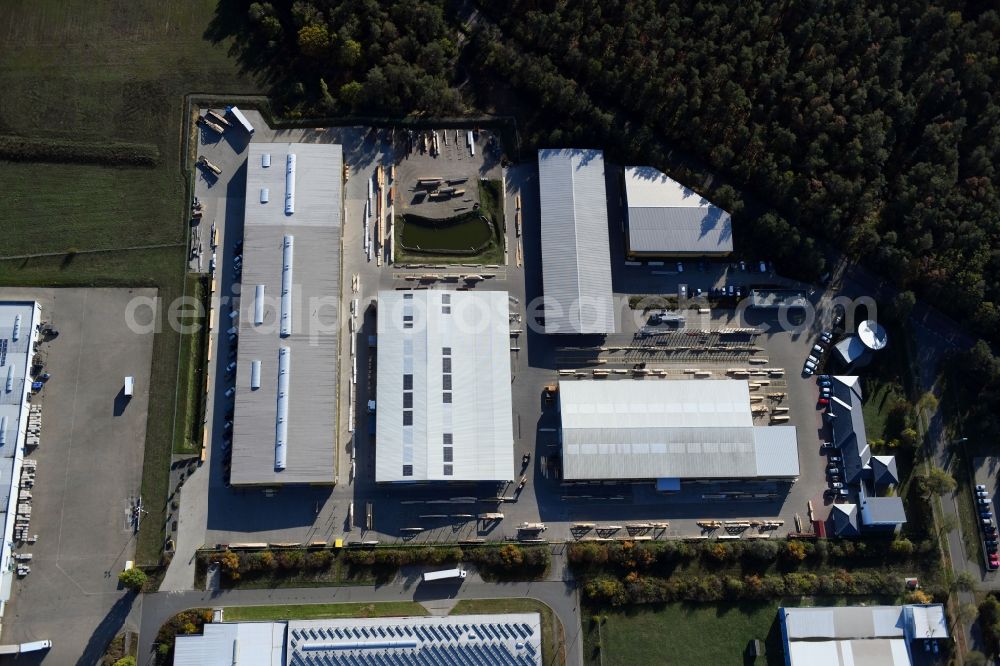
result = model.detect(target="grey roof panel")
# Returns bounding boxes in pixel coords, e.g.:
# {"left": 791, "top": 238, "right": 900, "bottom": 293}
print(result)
{"left": 626, "top": 207, "right": 733, "bottom": 254}
{"left": 231, "top": 143, "right": 343, "bottom": 485}
{"left": 861, "top": 496, "right": 907, "bottom": 525}
{"left": 538, "top": 149, "right": 615, "bottom": 334}
{"left": 624, "top": 167, "right": 733, "bottom": 255}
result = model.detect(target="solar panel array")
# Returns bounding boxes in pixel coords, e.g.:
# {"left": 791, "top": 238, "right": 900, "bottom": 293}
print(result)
{"left": 286, "top": 616, "right": 541, "bottom": 666}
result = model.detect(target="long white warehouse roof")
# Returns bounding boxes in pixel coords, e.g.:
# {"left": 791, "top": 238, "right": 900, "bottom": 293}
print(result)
{"left": 538, "top": 149, "right": 615, "bottom": 334}
{"left": 624, "top": 167, "right": 733, "bottom": 255}
{"left": 0, "top": 301, "right": 40, "bottom": 622}
{"left": 231, "top": 142, "right": 343, "bottom": 485}
{"left": 559, "top": 380, "right": 799, "bottom": 480}
{"left": 375, "top": 290, "right": 514, "bottom": 482}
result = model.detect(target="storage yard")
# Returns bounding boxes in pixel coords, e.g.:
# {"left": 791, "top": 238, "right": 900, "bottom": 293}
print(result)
{"left": 181, "top": 112, "right": 846, "bottom": 553}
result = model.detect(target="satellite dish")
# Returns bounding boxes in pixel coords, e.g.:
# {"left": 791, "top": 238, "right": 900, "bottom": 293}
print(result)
{"left": 857, "top": 320, "right": 888, "bottom": 351}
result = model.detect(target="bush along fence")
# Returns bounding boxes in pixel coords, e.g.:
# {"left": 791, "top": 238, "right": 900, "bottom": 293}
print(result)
{"left": 197, "top": 543, "right": 550, "bottom": 586}
{"left": 568, "top": 537, "right": 944, "bottom": 607}
{"left": 0, "top": 134, "right": 160, "bottom": 167}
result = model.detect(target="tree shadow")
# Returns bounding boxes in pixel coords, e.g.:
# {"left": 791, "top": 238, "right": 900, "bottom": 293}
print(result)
{"left": 74, "top": 592, "right": 137, "bottom": 666}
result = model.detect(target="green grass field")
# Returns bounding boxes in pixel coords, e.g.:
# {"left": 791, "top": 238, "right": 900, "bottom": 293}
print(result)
{"left": 0, "top": 0, "right": 259, "bottom": 564}
{"left": 174, "top": 275, "right": 209, "bottom": 454}
{"left": 450, "top": 599, "right": 564, "bottom": 666}
{"left": 223, "top": 602, "right": 427, "bottom": 622}
{"left": 585, "top": 602, "right": 783, "bottom": 666}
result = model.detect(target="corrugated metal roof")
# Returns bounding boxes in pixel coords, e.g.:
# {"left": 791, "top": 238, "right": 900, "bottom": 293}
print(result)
{"left": 623, "top": 167, "right": 733, "bottom": 255}
{"left": 559, "top": 380, "right": 799, "bottom": 480}
{"left": 787, "top": 639, "right": 910, "bottom": 666}
{"left": 782, "top": 606, "right": 905, "bottom": 640}
{"left": 231, "top": 143, "right": 342, "bottom": 485}
{"left": 174, "top": 622, "right": 285, "bottom": 666}
{"left": 904, "top": 605, "right": 948, "bottom": 640}
{"left": 375, "top": 290, "right": 514, "bottom": 482}
{"left": 538, "top": 149, "right": 615, "bottom": 334}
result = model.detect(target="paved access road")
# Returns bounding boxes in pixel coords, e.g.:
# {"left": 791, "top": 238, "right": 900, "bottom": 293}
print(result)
{"left": 137, "top": 579, "right": 582, "bottom": 666}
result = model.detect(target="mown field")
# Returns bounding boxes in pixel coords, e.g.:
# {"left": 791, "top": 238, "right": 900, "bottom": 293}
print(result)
{"left": 583, "top": 597, "right": 900, "bottom": 666}
{"left": 0, "top": 0, "right": 259, "bottom": 564}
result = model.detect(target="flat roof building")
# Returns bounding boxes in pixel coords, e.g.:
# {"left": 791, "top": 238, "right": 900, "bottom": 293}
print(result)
{"left": 623, "top": 167, "right": 733, "bottom": 257}
{"left": 175, "top": 613, "right": 543, "bottom": 666}
{"left": 558, "top": 379, "right": 799, "bottom": 482}
{"left": 231, "top": 142, "right": 343, "bottom": 485}
{"left": 538, "top": 149, "right": 615, "bottom": 334}
{"left": 779, "top": 604, "right": 947, "bottom": 666}
{"left": 375, "top": 290, "right": 514, "bottom": 483}
{"left": 0, "top": 301, "right": 40, "bottom": 621}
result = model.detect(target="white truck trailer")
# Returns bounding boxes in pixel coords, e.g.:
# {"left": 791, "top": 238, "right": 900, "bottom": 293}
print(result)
{"left": 422, "top": 568, "right": 467, "bottom": 582}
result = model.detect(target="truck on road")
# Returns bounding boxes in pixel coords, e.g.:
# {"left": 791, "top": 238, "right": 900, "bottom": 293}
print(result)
{"left": 422, "top": 568, "right": 467, "bottom": 582}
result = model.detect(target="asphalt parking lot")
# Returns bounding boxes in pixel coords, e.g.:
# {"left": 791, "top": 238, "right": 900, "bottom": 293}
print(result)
{"left": 0, "top": 287, "right": 154, "bottom": 665}
{"left": 972, "top": 458, "right": 1000, "bottom": 575}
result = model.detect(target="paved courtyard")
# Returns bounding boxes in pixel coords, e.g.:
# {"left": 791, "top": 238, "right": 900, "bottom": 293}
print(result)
{"left": 0, "top": 287, "right": 155, "bottom": 665}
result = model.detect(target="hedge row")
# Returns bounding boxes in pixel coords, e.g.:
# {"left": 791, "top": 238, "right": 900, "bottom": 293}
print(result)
{"left": 209, "top": 543, "right": 550, "bottom": 582}
{"left": 583, "top": 569, "right": 904, "bottom": 606}
{"left": 567, "top": 537, "right": 931, "bottom": 573}
{"left": 0, "top": 134, "right": 160, "bottom": 167}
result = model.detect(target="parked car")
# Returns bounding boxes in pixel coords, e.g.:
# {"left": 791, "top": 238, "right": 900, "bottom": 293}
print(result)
{"left": 817, "top": 374, "right": 831, "bottom": 381}
{"left": 759, "top": 261, "right": 767, "bottom": 273}
{"left": 818, "top": 398, "right": 830, "bottom": 406}
{"left": 820, "top": 331, "right": 833, "bottom": 343}
{"left": 812, "top": 344, "right": 825, "bottom": 355}
{"left": 978, "top": 484, "right": 987, "bottom": 491}
{"left": 829, "top": 455, "right": 842, "bottom": 463}
{"left": 830, "top": 482, "right": 843, "bottom": 489}
{"left": 990, "top": 553, "right": 1000, "bottom": 569}
{"left": 807, "top": 354, "right": 820, "bottom": 365}
{"left": 739, "top": 260, "right": 746, "bottom": 271}
{"left": 803, "top": 365, "right": 815, "bottom": 377}
{"left": 819, "top": 379, "right": 832, "bottom": 388}
{"left": 727, "top": 285, "right": 735, "bottom": 296}
{"left": 987, "top": 543, "right": 998, "bottom": 553}
{"left": 820, "top": 441, "right": 835, "bottom": 450}
{"left": 677, "top": 262, "right": 684, "bottom": 273}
